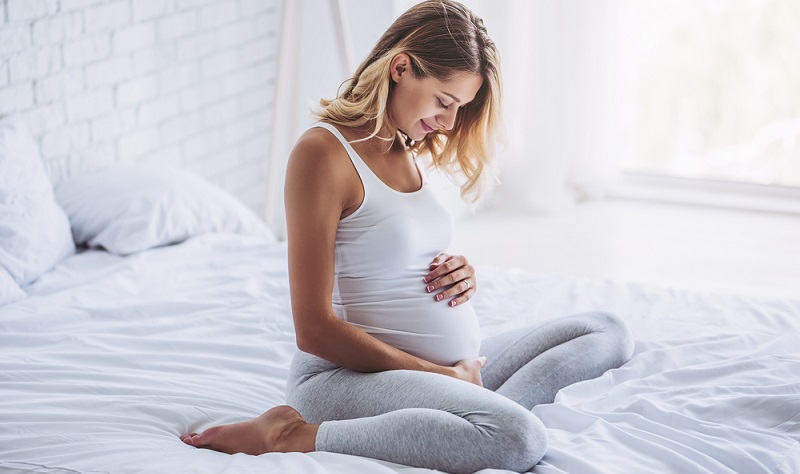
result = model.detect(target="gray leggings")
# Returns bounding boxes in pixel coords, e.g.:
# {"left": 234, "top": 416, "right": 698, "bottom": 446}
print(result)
{"left": 286, "top": 312, "right": 634, "bottom": 473}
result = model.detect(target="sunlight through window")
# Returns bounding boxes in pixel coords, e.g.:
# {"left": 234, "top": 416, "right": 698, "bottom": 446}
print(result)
{"left": 613, "top": 0, "right": 800, "bottom": 188}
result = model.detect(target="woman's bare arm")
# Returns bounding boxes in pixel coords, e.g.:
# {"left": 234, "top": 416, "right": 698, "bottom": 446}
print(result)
{"left": 284, "top": 129, "right": 459, "bottom": 377}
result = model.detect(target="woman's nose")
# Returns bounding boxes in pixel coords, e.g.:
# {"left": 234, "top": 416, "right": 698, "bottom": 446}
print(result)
{"left": 437, "top": 109, "right": 457, "bottom": 131}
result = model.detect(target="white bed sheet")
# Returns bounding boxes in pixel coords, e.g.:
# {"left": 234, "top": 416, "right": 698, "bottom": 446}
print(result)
{"left": 1, "top": 234, "right": 798, "bottom": 473}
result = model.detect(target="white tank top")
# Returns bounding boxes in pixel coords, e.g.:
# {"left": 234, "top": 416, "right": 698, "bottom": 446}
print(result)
{"left": 314, "top": 122, "right": 481, "bottom": 366}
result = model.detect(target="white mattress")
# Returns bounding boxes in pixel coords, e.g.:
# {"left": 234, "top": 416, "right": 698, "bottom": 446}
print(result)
{"left": 1, "top": 233, "right": 798, "bottom": 473}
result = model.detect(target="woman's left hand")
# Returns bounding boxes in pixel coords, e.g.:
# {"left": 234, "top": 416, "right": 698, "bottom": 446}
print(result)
{"left": 423, "top": 253, "right": 476, "bottom": 307}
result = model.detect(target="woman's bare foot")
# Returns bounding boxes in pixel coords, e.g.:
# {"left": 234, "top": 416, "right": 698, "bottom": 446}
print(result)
{"left": 180, "top": 405, "right": 318, "bottom": 455}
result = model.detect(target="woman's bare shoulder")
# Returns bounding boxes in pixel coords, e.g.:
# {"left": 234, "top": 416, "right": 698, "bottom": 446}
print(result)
{"left": 286, "top": 125, "right": 357, "bottom": 200}
{"left": 290, "top": 126, "right": 346, "bottom": 163}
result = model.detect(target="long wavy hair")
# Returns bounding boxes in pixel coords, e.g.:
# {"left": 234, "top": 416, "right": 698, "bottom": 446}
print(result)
{"left": 313, "top": 0, "right": 504, "bottom": 203}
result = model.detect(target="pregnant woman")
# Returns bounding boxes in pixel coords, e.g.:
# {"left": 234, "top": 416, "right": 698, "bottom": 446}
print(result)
{"left": 181, "top": 1, "right": 633, "bottom": 472}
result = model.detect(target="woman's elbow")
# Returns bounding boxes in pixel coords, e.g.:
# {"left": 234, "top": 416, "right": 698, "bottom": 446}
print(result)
{"left": 295, "top": 332, "right": 316, "bottom": 354}
{"left": 293, "top": 318, "right": 328, "bottom": 355}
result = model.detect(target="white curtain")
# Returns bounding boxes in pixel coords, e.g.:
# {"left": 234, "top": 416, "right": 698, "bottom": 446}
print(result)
{"left": 268, "top": 0, "right": 623, "bottom": 233}
{"left": 457, "top": 0, "right": 622, "bottom": 213}
{"left": 265, "top": 1, "right": 395, "bottom": 239}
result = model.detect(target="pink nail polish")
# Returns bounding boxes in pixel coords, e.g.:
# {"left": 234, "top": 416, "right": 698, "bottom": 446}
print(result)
{"left": 423, "top": 276, "right": 430, "bottom": 283}
{"left": 450, "top": 301, "right": 456, "bottom": 307}
{"left": 435, "top": 294, "right": 442, "bottom": 301}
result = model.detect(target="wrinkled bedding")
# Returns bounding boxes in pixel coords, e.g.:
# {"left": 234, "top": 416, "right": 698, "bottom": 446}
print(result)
{"left": 1, "top": 234, "right": 798, "bottom": 473}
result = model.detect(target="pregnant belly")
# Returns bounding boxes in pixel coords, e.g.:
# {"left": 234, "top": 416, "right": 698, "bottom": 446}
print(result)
{"left": 334, "top": 276, "right": 482, "bottom": 366}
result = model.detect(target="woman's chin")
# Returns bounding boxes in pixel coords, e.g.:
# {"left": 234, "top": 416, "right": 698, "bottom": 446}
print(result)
{"left": 400, "top": 124, "right": 429, "bottom": 142}
{"left": 413, "top": 129, "right": 429, "bottom": 141}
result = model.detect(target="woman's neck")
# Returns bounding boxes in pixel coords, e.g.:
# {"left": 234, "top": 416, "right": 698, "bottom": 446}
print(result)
{"left": 346, "top": 120, "right": 407, "bottom": 156}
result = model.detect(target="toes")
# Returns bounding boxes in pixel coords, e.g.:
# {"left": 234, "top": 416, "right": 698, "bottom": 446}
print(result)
{"left": 186, "top": 427, "right": 221, "bottom": 448}
{"left": 180, "top": 433, "right": 199, "bottom": 446}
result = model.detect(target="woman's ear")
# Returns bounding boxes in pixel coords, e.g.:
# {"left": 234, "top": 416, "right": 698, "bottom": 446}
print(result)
{"left": 390, "top": 53, "right": 411, "bottom": 83}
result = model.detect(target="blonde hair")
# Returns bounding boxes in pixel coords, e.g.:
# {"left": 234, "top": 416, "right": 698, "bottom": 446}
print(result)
{"left": 313, "top": 0, "right": 504, "bottom": 203}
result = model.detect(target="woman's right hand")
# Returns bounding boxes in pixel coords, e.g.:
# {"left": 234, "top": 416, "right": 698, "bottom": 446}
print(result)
{"left": 450, "top": 356, "right": 487, "bottom": 386}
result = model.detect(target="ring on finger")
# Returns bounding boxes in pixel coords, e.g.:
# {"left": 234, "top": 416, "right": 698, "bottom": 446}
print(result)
{"left": 464, "top": 279, "right": 470, "bottom": 291}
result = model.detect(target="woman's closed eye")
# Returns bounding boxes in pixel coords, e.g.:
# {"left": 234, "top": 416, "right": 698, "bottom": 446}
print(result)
{"left": 437, "top": 98, "right": 450, "bottom": 110}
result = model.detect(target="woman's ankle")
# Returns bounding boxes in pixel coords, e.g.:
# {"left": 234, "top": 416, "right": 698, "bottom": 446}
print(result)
{"left": 277, "top": 420, "right": 319, "bottom": 453}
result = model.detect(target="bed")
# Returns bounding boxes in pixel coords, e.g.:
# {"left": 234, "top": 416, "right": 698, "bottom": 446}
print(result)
{"left": 2, "top": 116, "right": 799, "bottom": 473}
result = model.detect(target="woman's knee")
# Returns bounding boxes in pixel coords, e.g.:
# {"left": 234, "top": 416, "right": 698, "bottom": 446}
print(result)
{"left": 482, "top": 407, "right": 548, "bottom": 472}
{"left": 591, "top": 311, "right": 635, "bottom": 365}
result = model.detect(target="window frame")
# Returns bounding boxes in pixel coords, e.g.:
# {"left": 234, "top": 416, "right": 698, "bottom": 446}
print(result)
{"left": 611, "top": 172, "right": 800, "bottom": 216}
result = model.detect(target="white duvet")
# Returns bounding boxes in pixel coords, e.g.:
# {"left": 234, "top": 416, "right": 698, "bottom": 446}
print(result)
{"left": 1, "top": 234, "right": 798, "bottom": 473}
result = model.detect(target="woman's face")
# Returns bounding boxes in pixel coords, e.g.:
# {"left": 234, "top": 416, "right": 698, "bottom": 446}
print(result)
{"left": 388, "top": 54, "right": 483, "bottom": 142}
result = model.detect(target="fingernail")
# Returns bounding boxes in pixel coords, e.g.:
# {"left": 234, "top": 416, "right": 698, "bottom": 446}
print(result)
{"left": 450, "top": 300, "right": 457, "bottom": 307}
{"left": 426, "top": 285, "right": 433, "bottom": 292}
{"left": 423, "top": 276, "right": 430, "bottom": 283}
{"left": 435, "top": 294, "right": 442, "bottom": 301}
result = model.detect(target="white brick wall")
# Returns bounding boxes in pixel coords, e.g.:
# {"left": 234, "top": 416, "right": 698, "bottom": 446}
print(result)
{"left": 0, "top": 0, "right": 280, "bottom": 215}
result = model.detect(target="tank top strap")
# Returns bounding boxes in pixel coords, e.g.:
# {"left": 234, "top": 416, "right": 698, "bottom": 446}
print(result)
{"left": 312, "top": 122, "right": 377, "bottom": 188}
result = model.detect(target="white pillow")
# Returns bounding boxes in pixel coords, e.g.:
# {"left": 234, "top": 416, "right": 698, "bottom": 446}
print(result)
{"left": 0, "top": 268, "right": 26, "bottom": 306}
{"left": 55, "top": 164, "right": 276, "bottom": 255}
{"left": 0, "top": 116, "right": 75, "bottom": 286}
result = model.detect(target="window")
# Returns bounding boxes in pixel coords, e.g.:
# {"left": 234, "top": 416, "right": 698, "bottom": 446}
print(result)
{"left": 612, "top": 0, "right": 800, "bottom": 188}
